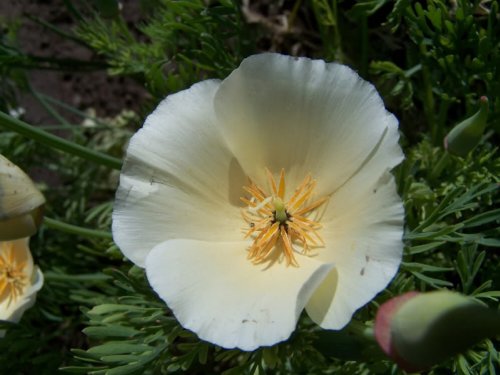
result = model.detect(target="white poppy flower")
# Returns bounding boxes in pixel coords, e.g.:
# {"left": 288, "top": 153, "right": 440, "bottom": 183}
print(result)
{"left": 113, "top": 53, "right": 404, "bottom": 351}
{"left": 0, "top": 238, "right": 44, "bottom": 336}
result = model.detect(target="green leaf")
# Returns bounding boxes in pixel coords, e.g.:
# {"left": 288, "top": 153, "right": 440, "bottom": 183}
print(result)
{"left": 462, "top": 208, "right": 500, "bottom": 228}
{"left": 402, "top": 262, "right": 453, "bottom": 273}
{"left": 406, "top": 241, "right": 445, "bottom": 255}
{"left": 477, "top": 237, "right": 500, "bottom": 247}
{"left": 83, "top": 326, "right": 139, "bottom": 338}
{"left": 87, "top": 342, "right": 151, "bottom": 356}
{"left": 411, "top": 271, "right": 453, "bottom": 288}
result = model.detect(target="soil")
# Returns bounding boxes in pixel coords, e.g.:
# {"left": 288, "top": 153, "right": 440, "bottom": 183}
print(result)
{"left": 1, "top": 0, "right": 150, "bottom": 125}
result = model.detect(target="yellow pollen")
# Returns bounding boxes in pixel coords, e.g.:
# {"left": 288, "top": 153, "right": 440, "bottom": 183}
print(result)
{"left": 241, "top": 168, "right": 329, "bottom": 267}
{"left": 0, "top": 243, "right": 28, "bottom": 306}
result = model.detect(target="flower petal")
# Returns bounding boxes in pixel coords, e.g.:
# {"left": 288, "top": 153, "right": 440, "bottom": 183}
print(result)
{"left": 2, "top": 268, "right": 44, "bottom": 324}
{"left": 145, "top": 239, "right": 333, "bottom": 350}
{"left": 305, "top": 171, "right": 404, "bottom": 329}
{"left": 214, "top": 53, "right": 401, "bottom": 196}
{"left": 0, "top": 238, "right": 43, "bottom": 324}
{"left": 113, "top": 80, "right": 247, "bottom": 266}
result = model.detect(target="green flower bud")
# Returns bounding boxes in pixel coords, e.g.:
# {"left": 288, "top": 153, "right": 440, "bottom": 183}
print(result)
{"left": 444, "top": 96, "right": 489, "bottom": 157}
{"left": 0, "top": 155, "right": 45, "bottom": 241}
{"left": 375, "top": 290, "right": 500, "bottom": 372}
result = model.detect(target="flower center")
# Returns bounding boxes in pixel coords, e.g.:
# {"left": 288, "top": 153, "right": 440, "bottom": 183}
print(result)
{"left": 0, "top": 244, "right": 28, "bottom": 306}
{"left": 241, "top": 169, "right": 329, "bottom": 267}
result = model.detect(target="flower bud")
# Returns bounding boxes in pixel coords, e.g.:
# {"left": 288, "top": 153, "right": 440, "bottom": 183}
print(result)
{"left": 0, "top": 155, "right": 45, "bottom": 241}
{"left": 375, "top": 290, "right": 500, "bottom": 372}
{"left": 444, "top": 96, "right": 489, "bottom": 157}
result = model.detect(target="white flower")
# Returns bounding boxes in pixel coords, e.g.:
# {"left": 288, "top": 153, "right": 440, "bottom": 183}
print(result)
{"left": 0, "top": 238, "right": 44, "bottom": 336}
{"left": 112, "top": 53, "right": 404, "bottom": 350}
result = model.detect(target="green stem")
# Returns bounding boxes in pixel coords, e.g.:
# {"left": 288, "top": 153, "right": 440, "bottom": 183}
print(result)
{"left": 288, "top": 0, "right": 303, "bottom": 28}
{"left": 0, "top": 111, "right": 122, "bottom": 170}
{"left": 359, "top": 14, "right": 368, "bottom": 77}
{"left": 43, "top": 217, "right": 112, "bottom": 239}
{"left": 348, "top": 320, "right": 375, "bottom": 341}
{"left": 28, "top": 85, "right": 71, "bottom": 127}
{"left": 429, "top": 152, "right": 450, "bottom": 182}
{"left": 44, "top": 271, "right": 111, "bottom": 282}
{"left": 2, "top": 44, "right": 108, "bottom": 71}
{"left": 62, "top": 0, "right": 85, "bottom": 21}
{"left": 40, "top": 94, "right": 111, "bottom": 128}
{"left": 332, "top": 0, "right": 343, "bottom": 61}
{"left": 419, "top": 44, "right": 436, "bottom": 142}
{"left": 25, "top": 14, "right": 90, "bottom": 47}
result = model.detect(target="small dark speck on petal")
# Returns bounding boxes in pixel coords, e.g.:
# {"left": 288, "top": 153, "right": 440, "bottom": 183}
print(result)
{"left": 360, "top": 268, "right": 365, "bottom": 276}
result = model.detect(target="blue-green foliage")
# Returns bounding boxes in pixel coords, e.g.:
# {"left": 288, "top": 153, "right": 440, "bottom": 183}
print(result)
{"left": 0, "top": 0, "right": 499, "bottom": 374}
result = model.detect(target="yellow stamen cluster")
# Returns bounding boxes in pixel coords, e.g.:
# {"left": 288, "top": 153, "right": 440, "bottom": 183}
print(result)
{"left": 241, "top": 169, "right": 328, "bottom": 267}
{"left": 0, "top": 243, "right": 28, "bottom": 306}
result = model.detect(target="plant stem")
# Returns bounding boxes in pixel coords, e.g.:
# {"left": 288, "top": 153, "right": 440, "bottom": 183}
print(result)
{"left": 429, "top": 152, "right": 450, "bottom": 182}
{"left": 419, "top": 43, "right": 436, "bottom": 142}
{"left": 360, "top": 14, "right": 368, "bottom": 77}
{"left": 43, "top": 217, "right": 112, "bottom": 239}
{"left": 40, "top": 94, "right": 111, "bottom": 128}
{"left": 332, "top": 0, "right": 343, "bottom": 61}
{"left": 348, "top": 320, "right": 375, "bottom": 341}
{"left": 0, "top": 111, "right": 122, "bottom": 170}
{"left": 28, "top": 84, "right": 71, "bottom": 127}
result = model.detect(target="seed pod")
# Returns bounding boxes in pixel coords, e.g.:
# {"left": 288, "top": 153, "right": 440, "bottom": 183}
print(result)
{"left": 444, "top": 96, "right": 489, "bottom": 157}
{"left": 0, "top": 155, "right": 45, "bottom": 240}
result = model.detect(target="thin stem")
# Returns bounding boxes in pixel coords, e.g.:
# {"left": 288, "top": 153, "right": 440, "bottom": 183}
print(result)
{"left": 359, "top": 14, "right": 368, "bottom": 76}
{"left": 288, "top": 0, "right": 303, "bottom": 28}
{"left": 419, "top": 43, "right": 436, "bottom": 142}
{"left": 331, "top": 0, "right": 343, "bottom": 61}
{"left": 25, "top": 14, "right": 90, "bottom": 47}
{"left": 347, "top": 320, "right": 375, "bottom": 342}
{"left": 0, "top": 111, "right": 122, "bottom": 170}
{"left": 40, "top": 94, "right": 111, "bottom": 128}
{"left": 43, "top": 217, "right": 112, "bottom": 240}
{"left": 44, "top": 271, "right": 111, "bottom": 282}
{"left": 62, "top": 0, "right": 85, "bottom": 21}
{"left": 28, "top": 84, "right": 71, "bottom": 127}
{"left": 429, "top": 152, "right": 450, "bottom": 182}
{"left": 1, "top": 45, "right": 108, "bottom": 71}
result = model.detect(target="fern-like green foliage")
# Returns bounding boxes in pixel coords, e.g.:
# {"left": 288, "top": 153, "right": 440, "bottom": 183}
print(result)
{"left": 368, "top": 0, "right": 500, "bottom": 143}
{"left": 75, "top": 0, "right": 254, "bottom": 97}
{"left": 0, "top": 0, "right": 498, "bottom": 374}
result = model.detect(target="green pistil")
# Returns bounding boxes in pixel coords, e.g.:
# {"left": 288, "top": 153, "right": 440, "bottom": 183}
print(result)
{"left": 273, "top": 198, "right": 288, "bottom": 223}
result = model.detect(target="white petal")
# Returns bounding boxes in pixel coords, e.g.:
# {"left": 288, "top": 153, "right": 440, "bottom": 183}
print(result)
{"left": 305, "top": 171, "right": 404, "bottom": 329}
{"left": 3, "top": 268, "right": 44, "bottom": 324}
{"left": 145, "top": 240, "right": 333, "bottom": 350}
{"left": 113, "top": 80, "right": 247, "bottom": 266}
{"left": 214, "top": 53, "right": 401, "bottom": 196}
{"left": 0, "top": 238, "right": 43, "bottom": 323}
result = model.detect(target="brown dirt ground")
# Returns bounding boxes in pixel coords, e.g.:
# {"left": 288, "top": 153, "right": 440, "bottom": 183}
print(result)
{"left": 1, "top": 0, "right": 150, "bottom": 125}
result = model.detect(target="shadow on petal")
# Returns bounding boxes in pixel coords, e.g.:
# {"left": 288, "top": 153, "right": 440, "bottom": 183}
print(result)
{"left": 305, "top": 268, "right": 339, "bottom": 323}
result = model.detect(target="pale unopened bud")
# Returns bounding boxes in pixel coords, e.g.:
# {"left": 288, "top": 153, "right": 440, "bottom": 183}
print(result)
{"left": 0, "top": 155, "right": 45, "bottom": 241}
{"left": 375, "top": 291, "right": 500, "bottom": 372}
{"left": 444, "top": 96, "right": 489, "bottom": 157}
